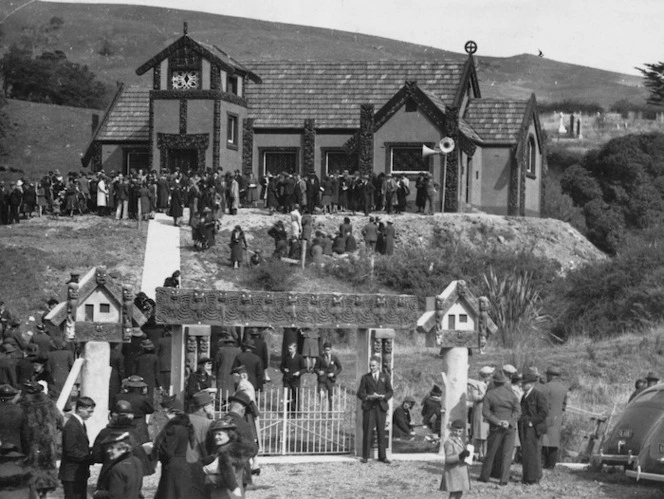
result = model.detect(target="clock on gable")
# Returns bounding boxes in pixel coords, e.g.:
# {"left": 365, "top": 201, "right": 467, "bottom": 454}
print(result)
{"left": 171, "top": 70, "right": 200, "bottom": 90}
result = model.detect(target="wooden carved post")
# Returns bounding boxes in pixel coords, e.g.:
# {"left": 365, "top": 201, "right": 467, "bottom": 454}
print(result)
{"left": 417, "top": 280, "right": 496, "bottom": 453}
{"left": 65, "top": 282, "right": 79, "bottom": 341}
{"left": 122, "top": 285, "right": 134, "bottom": 343}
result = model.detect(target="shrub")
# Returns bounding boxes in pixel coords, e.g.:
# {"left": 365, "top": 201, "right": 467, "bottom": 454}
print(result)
{"left": 244, "top": 259, "right": 300, "bottom": 291}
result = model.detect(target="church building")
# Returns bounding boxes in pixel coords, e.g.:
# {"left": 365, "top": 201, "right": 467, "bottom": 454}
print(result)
{"left": 82, "top": 26, "right": 546, "bottom": 216}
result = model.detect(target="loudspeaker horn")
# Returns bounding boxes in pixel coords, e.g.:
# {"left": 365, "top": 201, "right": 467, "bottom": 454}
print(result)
{"left": 422, "top": 144, "right": 439, "bottom": 157}
{"left": 439, "top": 137, "right": 455, "bottom": 154}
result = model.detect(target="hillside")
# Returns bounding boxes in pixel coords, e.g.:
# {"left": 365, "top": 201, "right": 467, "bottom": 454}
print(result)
{"left": 3, "top": 2, "right": 648, "bottom": 107}
{"left": 0, "top": 99, "right": 93, "bottom": 180}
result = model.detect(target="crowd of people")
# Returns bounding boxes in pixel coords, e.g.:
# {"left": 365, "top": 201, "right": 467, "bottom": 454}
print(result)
{"left": 0, "top": 167, "right": 442, "bottom": 226}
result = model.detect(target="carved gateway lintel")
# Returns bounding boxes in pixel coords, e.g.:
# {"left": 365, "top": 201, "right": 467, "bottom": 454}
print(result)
{"left": 155, "top": 288, "right": 419, "bottom": 329}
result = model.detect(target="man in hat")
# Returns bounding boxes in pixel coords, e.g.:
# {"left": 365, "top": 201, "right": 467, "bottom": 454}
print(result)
{"left": 246, "top": 328, "right": 270, "bottom": 383}
{"left": 122, "top": 328, "right": 146, "bottom": 378}
{"left": 214, "top": 334, "right": 241, "bottom": 402}
{"left": 186, "top": 390, "right": 215, "bottom": 463}
{"left": 392, "top": 396, "right": 416, "bottom": 440}
{"left": 0, "top": 384, "right": 28, "bottom": 453}
{"left": 479, "top": 370, "right": 521, "bottom": 485}
{"left": 31, "top": 323, "right": 55, "bottom": 355}
{"left": 628, "top": 377, "right": 648, "bottom": 402}
{"left": 541, "top": 367, "right": 568, "bottom": 469}
{"left": 232, "top": 338, "right": 265, "bottom": 392}
{"left": 114, "top": 376, "right": 153, "bottom": 444}
{"left": 357, "top": 356, "right": 393, "bottom": 463}
{"left": 519, "top": 372, "right": 548, "bottom": 484}
{"left": 314, "top": 342, "right": 342, "bottom": 409}
{"left": 4, "top": 318, "right": 27, "bottom": 351}
{"left": 468, "top": 366, "right": 494, "bottom": 459}
{"left": 133, "top": 339, "right": 160, "bottom": 402}
{"left": 59, "top": 396, "right": 96, "bottom": 499}
{"left": 280, "top": 342, "right": 306, "bottom": 414}
{"left": 422, "top": 384, "right": 444, "bottom": 440}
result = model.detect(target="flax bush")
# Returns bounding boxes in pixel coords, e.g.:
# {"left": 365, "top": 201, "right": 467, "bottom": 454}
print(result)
{"left": 482, "top": 266, "right": 549, "bottom": 348}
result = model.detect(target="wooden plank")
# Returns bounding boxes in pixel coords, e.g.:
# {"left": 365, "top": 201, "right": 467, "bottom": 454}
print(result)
{"left": 56, "top": 358, "right": 85, "bottom": 412}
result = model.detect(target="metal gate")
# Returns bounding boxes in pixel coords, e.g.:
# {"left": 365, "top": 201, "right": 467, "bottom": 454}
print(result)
{"left": 218, "top": 386, "right": 355, "bottom": 455}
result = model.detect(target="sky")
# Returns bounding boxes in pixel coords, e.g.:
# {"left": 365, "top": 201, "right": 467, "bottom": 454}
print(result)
{"left": 33, "top": 0, "right": 664, "bottom": 75}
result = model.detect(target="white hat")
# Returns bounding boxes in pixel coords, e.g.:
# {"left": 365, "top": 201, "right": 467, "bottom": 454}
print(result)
{"left": 502, "top": 364, "right": 517, "bottom": 375}
{"left": 27, "top": 316, "right": 35, "bottom": 322}
{"left": 479, "top": 366, "right": 495, "bottom": 376}
{"left": 16, "top": 180, "right": 23, "bottom": 186}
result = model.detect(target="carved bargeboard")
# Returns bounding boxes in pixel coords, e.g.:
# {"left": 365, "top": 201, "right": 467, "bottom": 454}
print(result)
{"left": 155, "top": 288, "right": 419, "bottom": 329}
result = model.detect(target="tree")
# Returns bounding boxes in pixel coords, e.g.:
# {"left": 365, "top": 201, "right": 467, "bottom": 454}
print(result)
{"left": 1, "top": 44, "right": 109, "bottom": 109}
{"left": 639, "top": 62, "right": 664, "bottom": 106}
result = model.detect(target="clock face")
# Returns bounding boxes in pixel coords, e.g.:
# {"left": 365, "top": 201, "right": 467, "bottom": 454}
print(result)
{"left": 171, "top": 70, "right": 200, "bottom": 89}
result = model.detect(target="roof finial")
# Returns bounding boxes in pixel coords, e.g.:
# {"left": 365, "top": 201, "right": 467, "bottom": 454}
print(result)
{"left": 184, "top": 21, "right": 188, "bottom": 36}
{"left": 464, "top": 40, "right": 477, "bottom": 55}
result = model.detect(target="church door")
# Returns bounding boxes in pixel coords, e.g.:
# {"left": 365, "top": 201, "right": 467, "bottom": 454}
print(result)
{"left": 168, "top": 149, "right": 198, "bottom": 173}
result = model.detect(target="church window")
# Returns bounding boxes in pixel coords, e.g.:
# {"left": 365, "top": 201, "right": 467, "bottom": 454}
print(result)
{"left": 260, "top": 148, "right": 299, "bottom": 177}
{"left": 527, "top": 136, "right": 537, "bottom": 177}
{"left": 323, "top": 150, "right": 356, "bottom": 176}
{"left": 227, "top": 114, "right": 238, "bottom": 149}
{"left": 171, "top": 70, "right": 200, "bottom": 90}
{"left": 227, "top": 75, "right": 239, "bottom": 96}
{"left": 389, "top": 144, "right": 431, "bottom": 174}
{"left": 100, "top": 303, "right": 110, "bottom": 313}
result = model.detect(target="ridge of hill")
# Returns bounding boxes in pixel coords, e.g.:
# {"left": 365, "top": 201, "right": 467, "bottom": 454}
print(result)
{"left": 3, "top": 2, "right": 647, "bottom": 108}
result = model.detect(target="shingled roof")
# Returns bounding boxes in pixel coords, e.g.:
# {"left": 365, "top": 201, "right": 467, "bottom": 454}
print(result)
{"left": 463, "top": 99, "right": 529, "bottom": 144}
{"left": 244, "top": 61, "right": 465, "bottom": 128}
{"left": 95, "top": 86, "right": 150, "bottom": 142}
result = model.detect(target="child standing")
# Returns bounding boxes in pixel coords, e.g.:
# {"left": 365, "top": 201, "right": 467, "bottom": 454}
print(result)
{"left": 440, "top": 419, "right": 471, "bottom": 499}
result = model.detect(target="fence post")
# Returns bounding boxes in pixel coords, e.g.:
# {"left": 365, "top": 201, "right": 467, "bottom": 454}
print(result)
{"left": 282, "top": 386, "right": 289, "bottom": 455}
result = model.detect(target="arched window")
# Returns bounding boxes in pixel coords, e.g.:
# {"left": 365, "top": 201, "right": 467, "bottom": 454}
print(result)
{"left": 527, "top": 136, "right": 537, "bottom": 177}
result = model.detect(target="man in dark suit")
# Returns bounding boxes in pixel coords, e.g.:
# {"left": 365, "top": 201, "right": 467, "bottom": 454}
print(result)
{"left": 0, "top": 384, "right": 28, "bottom": 453}
{"left": 519, "top": 373, "right": 549, "bottom": 484}
{"left": 479, "top": 370, "right": 521, "bottom": 485}
{"left": 59, "top": 396, "right": 96, "bottom": 499}
{"left": 357, "top": 356, "right": 393, "bottom": 464}
{"left": 314, "top": 342, "right": 342, "bottom": 409}
{"left": 361, "top": 217, "right": 378, "bottom": 252}
{"left": 232, "top": 338, "right": 265, "bottom": 392}
{"left": 280, "top": 342, "right": 306, "bottom": 414}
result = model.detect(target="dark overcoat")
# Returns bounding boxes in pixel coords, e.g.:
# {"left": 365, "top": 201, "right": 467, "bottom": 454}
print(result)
{"left": 519, "top": 388, "right": 549, "bottom": 483}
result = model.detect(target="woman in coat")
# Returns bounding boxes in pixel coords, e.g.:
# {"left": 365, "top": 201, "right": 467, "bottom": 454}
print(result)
{"left": 246, "top": 173, "right": 259, "bottom": 207}
{"left": 440, "top": 419, "right": 470, "bottom": 498}
{"left": 203, "top": 417, "right": 255, "bottom": 499}
{"left": 153, "top": 397, "right": 206, "bottom": 499}
{"left": 229, "top": 178, "right": 240, "bottom": 215}
{"left": 229, "top": 225, "right": 247, "bottom": 269}
{"left": 139, "top": 182, "right": 152, "bottom": 220}
{"left": 94, "top": 432, "right": 144, "bottom": 499}
{"left": 157, "top": 175, "right": 170, "bottom": 212}
{"left": 266, "top": 176, "right": 279, "bottom": 214}
{"left": 168, "top": 182, "right": 184, "bottom": 226}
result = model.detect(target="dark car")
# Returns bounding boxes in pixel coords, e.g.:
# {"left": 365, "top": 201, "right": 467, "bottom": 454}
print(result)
{"left": 625, "top": 414, "right": 664, "bottom": 482}
{"left": 600, "top": 385, "right": 664, "bottom": 466}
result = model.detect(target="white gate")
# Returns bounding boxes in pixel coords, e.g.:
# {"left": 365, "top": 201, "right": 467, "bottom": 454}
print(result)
{"left": 218, "top": 386, "right": 355, "bottom": 455}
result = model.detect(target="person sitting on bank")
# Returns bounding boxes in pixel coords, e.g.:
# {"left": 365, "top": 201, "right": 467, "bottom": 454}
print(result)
{"left": 392, "top": 396, "right": 416, "bottom": 440}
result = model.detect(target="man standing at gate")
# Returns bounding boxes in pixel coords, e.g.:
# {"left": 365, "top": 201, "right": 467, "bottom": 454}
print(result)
{"left": 314, "top": 342, "right": 342, "bottom": 409}
{"left": 280, "top": 342, "right": 306, "bottom": 415}
{"left": 357, "top": 356, "right": 393, "bottom": 464}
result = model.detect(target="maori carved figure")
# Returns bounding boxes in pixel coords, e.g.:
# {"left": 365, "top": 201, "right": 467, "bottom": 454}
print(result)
{"left": 383, "top": 338, "right": 393, "bottom": 354}
{"left": 199, "top": 336, "right": 210, "bottom": 358}
{"left": 95, "top": 266, "right": 107, "bottom": 286}
{"left": 478, "top": 296, "right": 491, "bottom": 354}
{"left": 372, "top": 337, "right": 382, "bottom": 356}
{"left": 122, "top": 285, "right": 134, "bottom": 342}
{"left": 191, "top": 289, "right": 207, "bottom": 321}
{"left": 373, "top": 296, "right": 387, "bottom": 324}
{"left": 65, "top": 282, "right": 79, "bottom": 341}
{"left": 457, "top": 280, "right": 467, "bottom": 298}
{"left": 287, "top": 293, "right": 297, "bottom": 321}
{"left": 434, "top": 295, "right": 445, "bottom": 347}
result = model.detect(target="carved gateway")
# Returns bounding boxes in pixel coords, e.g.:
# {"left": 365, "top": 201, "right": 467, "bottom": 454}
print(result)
{"left": 155, "top": 288, "right": 419, "bottom": 329}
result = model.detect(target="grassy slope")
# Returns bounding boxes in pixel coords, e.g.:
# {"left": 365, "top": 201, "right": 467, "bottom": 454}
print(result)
{"left": 0, "top": 99, "right": 93, "bottom": 182}
{"left": 4, "top": 1, "right": 646, "bottom": 107}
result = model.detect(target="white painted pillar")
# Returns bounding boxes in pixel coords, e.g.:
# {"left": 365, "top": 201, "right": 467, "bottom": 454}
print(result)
{"left": 440, "top": 346, "right": 469, "bottom": 454}
{"left": 171, "top": 326, "right": 185, "bottom": 398}
{"left": 80, "top": 341, "right": 111, "bottom": 442}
